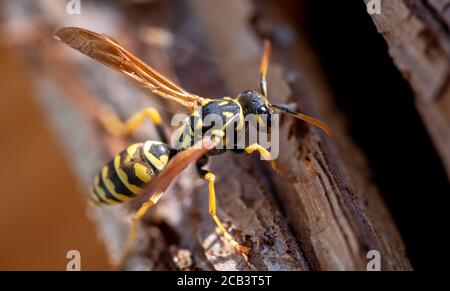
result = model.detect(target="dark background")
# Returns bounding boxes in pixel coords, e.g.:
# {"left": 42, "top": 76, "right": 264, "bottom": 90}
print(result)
{"left": 304, "top": 0, "right": 449, "bottom": 270}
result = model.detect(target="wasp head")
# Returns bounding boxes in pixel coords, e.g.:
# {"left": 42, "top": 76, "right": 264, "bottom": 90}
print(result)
{"left": 237, "top": 90, "right": 273, "bottom": 131}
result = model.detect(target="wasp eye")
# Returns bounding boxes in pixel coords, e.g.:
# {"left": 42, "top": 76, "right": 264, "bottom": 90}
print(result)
{"left": 257, "top": 106, "right": 268, "bottom": 114}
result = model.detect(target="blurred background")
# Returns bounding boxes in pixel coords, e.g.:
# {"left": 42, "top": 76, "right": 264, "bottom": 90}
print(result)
{"left": 0, "top": 39, "right": 109, "bottom": 269}
{"left": 0, "top": 0, "right": 448, "bottom": 270}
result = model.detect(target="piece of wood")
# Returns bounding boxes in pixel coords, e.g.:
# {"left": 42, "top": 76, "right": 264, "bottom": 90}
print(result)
{"left": 363, "top": 0, "right": 450, "bottom": 178}
{"left": 1, "top": 0, "right": 412, "bottom": 270}
{"left": 189, "top": 0, "right": 411, "bottom": 271}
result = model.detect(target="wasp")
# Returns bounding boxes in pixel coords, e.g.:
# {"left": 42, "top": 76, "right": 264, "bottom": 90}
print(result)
{"left": 54, "top": 27, "right": 331, "bottom": 267}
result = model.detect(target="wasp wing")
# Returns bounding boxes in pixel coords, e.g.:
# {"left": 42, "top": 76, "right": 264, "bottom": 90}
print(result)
{"left": 127, "top": 137, "right": 217, "bottom": 210}
{"left": 54, "top": 27, "right": 206, "bottom": 110}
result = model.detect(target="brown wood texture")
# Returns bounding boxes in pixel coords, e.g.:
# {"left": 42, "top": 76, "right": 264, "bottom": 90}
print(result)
{"left": 363, "top": 0, "right": 450, "bottom": 178}
{"left": 1, "top": 0, "right": 412, "bottom": 270}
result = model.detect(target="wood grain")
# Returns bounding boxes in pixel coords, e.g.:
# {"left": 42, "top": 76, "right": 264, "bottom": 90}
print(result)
{"left": 363, "top": 0, "right": 450, "bottom": 178}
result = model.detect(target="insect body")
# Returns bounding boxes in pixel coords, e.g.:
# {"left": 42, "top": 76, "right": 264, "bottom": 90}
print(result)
{"left": 173, "top": 97, "right": 243, "bottom": 155}
{"left": 54, "top": 27, "right": 331, "bottom": 268}
{"left": 90, "top": 141, "right": 174, "bottom": 205}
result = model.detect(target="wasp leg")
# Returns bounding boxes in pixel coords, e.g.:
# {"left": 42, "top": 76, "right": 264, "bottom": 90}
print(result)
{"left": 115, "top": 192, "right": 164, "bottom": 270}
{"left": 245, "top": 143, "right": 297, "bottom": 182}
{"left": 196, "top": 157, "right": 249, "bottom": 254}
{"left": 245, "top": 143, "right": 272, "bottom": 160}
{"left": 100, "top": 106, "right": 168, "bottom": 143}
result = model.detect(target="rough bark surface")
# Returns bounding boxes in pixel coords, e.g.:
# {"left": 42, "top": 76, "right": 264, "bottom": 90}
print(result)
{"left": 364, "top": 0, "right": 450, "bottom": 178}
{"left": 1, "top": 0, "right": 412, "bottom": 270}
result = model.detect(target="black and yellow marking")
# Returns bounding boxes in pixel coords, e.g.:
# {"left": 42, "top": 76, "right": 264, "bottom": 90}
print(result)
{"left": 172, "top": 99, "right": 244, "bottom": 154}
{"left": 92, "top": 172, "right": 123, "bottom": 204}
{"left": 143, "top": 141, "right": 170, "bottom": 171}
{"left": 114, "top": 143, "right": 152, "bottom": 194}
{"left": 91, "top": 141, "right": 174, "bottom": 205}
{"left": 55, "top": 29, "right": 333, "bottom": 267}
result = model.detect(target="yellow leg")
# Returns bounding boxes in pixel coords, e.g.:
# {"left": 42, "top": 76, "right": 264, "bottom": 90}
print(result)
{"left": 100, "top": 107, "right": 166, "bottom": 141}
{"left": 245, "top": 143, "right": 272, "bottom": 160}
{"left": 204, "top": 172, "right": 249, "bottom": 254}
{"left": 115, "top": 192, "right": 164, "bottom": 270}
{"left": 245, "top": 143, "right": 296, "bottom": 181}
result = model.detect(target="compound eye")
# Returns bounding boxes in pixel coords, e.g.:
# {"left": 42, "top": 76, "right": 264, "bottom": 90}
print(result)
{"left": 257, "top": 106, "right": 268, "bottom": 114}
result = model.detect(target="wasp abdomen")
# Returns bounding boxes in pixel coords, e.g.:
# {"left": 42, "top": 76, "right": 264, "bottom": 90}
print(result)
{"left": 90, "top": 141, "right": 172, "bottom": 205}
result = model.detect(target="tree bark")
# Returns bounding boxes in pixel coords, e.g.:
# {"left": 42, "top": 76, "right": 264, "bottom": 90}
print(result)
{"left": 1, "top": 0, "right": 412, "bottom": 270}
{"left": 363, "top": 0, "right": 450, "bottom": 178}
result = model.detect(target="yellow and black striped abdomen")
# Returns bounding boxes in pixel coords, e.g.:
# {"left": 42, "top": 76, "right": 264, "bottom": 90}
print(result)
{"left": 90, "top": 141, "right": 172, "bottom": 205}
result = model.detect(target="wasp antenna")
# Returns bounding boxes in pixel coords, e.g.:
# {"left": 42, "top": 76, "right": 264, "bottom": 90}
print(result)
{"left": 272, "top": 104, "right": 332, "bottom": 135}
{"left": 295, "top": 113, "right": 332, "bottom": 136}
{"left": 259, "top": 40, "right": 272, "bottom": 98}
